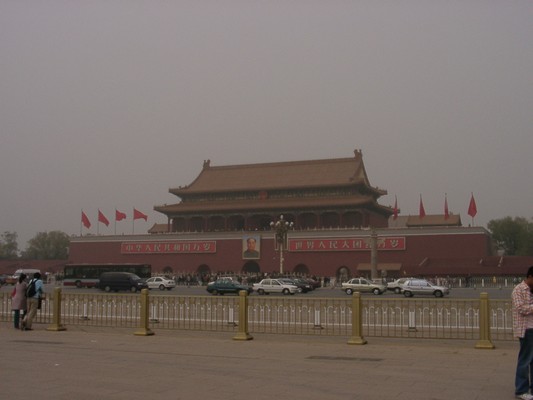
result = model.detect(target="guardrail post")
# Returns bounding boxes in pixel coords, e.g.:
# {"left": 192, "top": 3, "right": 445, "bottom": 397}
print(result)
{"left": 47, "top": 287, "right": 66, "bottom": 331}
{"left": 150, "top": 301, "right": 160, "bottom": 323}
{"left": 134, "top": 289, "right": 154, "bottom": 336}
{"left": 348, "top": 292, "right": 367, "bottom": 345}
{"left": 475, "top": 292, "right": 495, "bottom": 349}
{"left": 233, "top": 290, "right": 253, "bottom": 341}
{"left": 313, "top": 308, "right": 324, "bottom": 329}
{"left": 407, "top": 309, "right": 418, "bottom": 332}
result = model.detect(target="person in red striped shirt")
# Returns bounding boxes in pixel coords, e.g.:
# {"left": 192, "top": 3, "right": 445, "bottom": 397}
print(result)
{"left": 512, "top": 266, "right": 533, "bottom": 400}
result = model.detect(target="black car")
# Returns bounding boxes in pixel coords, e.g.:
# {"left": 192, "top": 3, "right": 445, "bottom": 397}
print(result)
{"left": 304, "top": 278, "right": 322, "bottom": 289}
{"left": 206, "top": 279, "right": 252, "bottom": 295}
{"left": 279, "top": 278, "right": 313, "bottom": 293}
{"left": 98, "top": 272, "right": 149, "bottom": 292}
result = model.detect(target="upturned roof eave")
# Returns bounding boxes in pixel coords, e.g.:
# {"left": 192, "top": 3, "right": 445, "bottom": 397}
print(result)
{"left": 169, "top": 180, "right": 386, "bottom": 197}
{"left": 155, "top": 195, "right": 378, "bottom": 215}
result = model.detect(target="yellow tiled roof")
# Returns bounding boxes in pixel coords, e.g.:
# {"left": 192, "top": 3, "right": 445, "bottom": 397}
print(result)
{"left": 169, "top": 151, "right": 385, "bottom": 195}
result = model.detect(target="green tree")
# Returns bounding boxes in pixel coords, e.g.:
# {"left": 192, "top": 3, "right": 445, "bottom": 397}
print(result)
{"left": 22, "top": 231, "right": 70, "bottom": 260}
{"left": 487, "top": 216, "right": 533, "bottom": 256}
{"left": 0, "top": 231, "right": 19, "bottom": 259}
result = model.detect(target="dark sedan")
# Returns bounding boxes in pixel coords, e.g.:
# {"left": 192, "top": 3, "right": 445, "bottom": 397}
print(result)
{"left": 279, "top": 278, "right": 313, "bottom": 293}
{"left": 206, "top": 279, "right": 252, "bottom": 295}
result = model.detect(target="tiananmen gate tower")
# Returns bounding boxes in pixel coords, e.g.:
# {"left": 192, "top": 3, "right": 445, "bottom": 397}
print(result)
{"left": 66, "top": 150, "right": 528, "bottom": 279}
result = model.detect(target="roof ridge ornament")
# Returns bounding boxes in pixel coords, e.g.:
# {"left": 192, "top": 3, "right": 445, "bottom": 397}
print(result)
{"left": 203, "top": 159, "right": 211, "bottom": 169}
{"left": 350, "top": 149, "right": 363, "bottom": 181}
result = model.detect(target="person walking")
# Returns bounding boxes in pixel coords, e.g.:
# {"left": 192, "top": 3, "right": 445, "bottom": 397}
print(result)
{"left": 512, "top": 265, "right": 533, "bottom": 400}
{"left": 11, "top": 273, "right": 28, "bottom": 329}
{"left": 21, "top": 272, "right": 44, "bottom": 331}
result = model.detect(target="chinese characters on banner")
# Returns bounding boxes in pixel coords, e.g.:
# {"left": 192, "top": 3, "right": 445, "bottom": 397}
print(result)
{"left": 120, "top": 237, "right": 405, "bottom": 254}
{"left": 121, "top": 241, "right": 216, "bottom": 254}
{"left": 288, "top": 237, "right": 406, "bottom": 252}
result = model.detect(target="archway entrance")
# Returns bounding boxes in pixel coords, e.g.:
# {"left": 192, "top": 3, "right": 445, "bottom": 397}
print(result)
{"left": 242, "top": 261, "right": 260, "bottom": 274}
{"left": 196, "top": 264, "right": 210, "bottom": 274}
{"left": 293, "top": 264, "right": 309, "bottom": 275}
{"left": 337, "top": 266, "right": 351, "bottom": 282}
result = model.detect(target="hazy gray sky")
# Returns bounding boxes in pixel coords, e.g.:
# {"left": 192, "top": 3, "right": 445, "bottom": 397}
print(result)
{"left": 1, "top": 1, "right": 532, "bottom": 249}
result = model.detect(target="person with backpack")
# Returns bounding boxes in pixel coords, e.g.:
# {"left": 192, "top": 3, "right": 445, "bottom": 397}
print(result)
{"left": 11, "top": 273, "right": 28, "bottom": 329}
{"left": 21, "top": 272, "right": 44, "bottom": 331}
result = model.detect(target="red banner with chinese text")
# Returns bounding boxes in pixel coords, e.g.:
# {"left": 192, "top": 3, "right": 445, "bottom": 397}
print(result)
{"left": 121, "top": 241, "right": 216, "bottom": 254}
{"left": 288, "top": 237, "right": 405, "bottom": 252}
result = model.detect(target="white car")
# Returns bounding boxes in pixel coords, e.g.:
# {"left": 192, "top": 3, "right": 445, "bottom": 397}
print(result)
{"left": 145, "top": 276, "right": 176, "bottom": 291}
{"left": 253, "top": 279, "right": 300, "bottom": 295}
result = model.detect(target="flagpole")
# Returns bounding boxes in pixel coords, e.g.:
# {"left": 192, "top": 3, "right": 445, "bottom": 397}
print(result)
{"left": 472, "top": 192, "right": 474, "bottom": 226}
{"left": 132, "top": 208, "right": 135, "bottom": 234}
{"left": 114, "top": 208, "right": 117, "bottom": 235}
{"left": 80, "top": 209, "right": 83, "bottom": 237}
{"left": 97, "top": 210, "right": 100, "bottom": 235}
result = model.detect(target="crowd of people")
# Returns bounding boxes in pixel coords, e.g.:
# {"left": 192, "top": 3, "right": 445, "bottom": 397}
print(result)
{"left": 170, "top": 272, "right": 328, "bottom": 287}
{"left": 167, "top": 272, "right": 511, "bottom": 289}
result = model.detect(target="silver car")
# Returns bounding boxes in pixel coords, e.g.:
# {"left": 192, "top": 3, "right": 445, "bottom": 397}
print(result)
{"left": 386, "top": 277, "right": 413, "bottom": 294}
{"left": 400, "top": 279, "right": 450, "bottom": 298}
{"left": 145, "top": 276, "right": 176, "bottom": 291}
{"left": 253, "top": 279, "right": 300, "bottom": 295}
{"left": 342, "top": 278, "right": 386, "bottom": 295}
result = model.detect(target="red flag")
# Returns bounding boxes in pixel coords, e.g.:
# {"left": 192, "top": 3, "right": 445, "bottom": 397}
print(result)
{"left": 98, "top": 209, "right": 110, "bottom": 226}
{"left": 468, "top": 193, "right": 477, "bottom": 218}
{"left": 115, "top": 209, "right": 127, "bottom": 221}
{"left": 419, "top": 195, "right": 426, "bottom": 219}
{"left": 133, "top": 208, "right": 148, "bottom": 221}
{"left": 393, "top": 196, "right": 398, "bottom": 220}
{"left": 444, "top": 195, "right": 449, "bottom": 220}
{"left": 81, "top": 211, "right": 91, "bottom": 229}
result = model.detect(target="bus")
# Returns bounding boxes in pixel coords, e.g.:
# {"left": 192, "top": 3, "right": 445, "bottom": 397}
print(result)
{"left": 63, "top": 263, "right": 151, "bottom": 288}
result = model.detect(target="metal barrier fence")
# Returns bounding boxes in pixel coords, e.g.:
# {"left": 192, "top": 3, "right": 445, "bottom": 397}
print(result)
{"left": 147, "top": 294, "right": 241, "bottom": 332}
{"left": 61, "top": 293, "right": 143, "bottom": 328}
{"left": 445, "top": 276, "right": 519, "bottom": 289}
{"left": 247, "top": 296, "right": 513, "bottom": 341}
{"left": 0, "top": 290, "right": 514, "bottom": 342}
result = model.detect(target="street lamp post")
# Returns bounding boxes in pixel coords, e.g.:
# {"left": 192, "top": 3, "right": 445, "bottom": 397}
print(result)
{"left": 366, "top": 228, "right": 384, "bottom": 281}
{"left": 370, "top": 228, "right": 378, "bottom": 281}
{"left": 270, "top": 215, "right": 293, "bottom": 275}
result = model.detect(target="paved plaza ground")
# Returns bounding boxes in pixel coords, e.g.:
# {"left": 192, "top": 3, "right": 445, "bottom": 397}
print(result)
{"left": 0, "top": 322, "right": 518, "bottom": 400}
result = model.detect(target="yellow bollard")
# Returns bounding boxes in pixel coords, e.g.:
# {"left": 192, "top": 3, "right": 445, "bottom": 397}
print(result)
{"left": 233, "top": 290, "right": 253, "bottom": 341}
{"left": 47, "top": 287, "right": 67, "bottom": 332}
{"left": 475, "top": 292, "right": 495, "bottom": 349}
{"left": 134, "top": 288, "right": 155, "bottom": 336}
{"left": 348, "top": 292, "right": 367, "bottom": 345}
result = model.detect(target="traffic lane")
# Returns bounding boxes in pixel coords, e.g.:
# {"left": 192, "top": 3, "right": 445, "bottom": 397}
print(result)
{"left": 10, "top": 284, "right": 511, "bottom": 299}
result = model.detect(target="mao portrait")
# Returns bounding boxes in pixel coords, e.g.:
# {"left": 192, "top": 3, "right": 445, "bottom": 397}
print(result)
{"left": 243, "top": 236, "right": 260, "bottom": 259}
